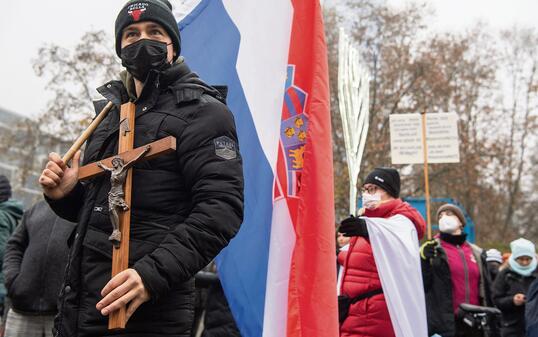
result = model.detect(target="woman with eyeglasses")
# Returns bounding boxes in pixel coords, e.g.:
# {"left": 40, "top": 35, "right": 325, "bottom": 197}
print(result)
{"left": 337, "top": 167, "right": 425, "bottom": 337}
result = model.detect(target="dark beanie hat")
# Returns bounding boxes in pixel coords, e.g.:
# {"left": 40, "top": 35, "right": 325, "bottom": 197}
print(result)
{"left": 437, "top": 204, "right": 466, "bottom": 227}
{"left": 115, "top": 0, "right": 181, "bottom": 60}
{"left": 363, "top": 167, "right": 400, "bottom": 198}
{"left": 0, "top": 175, "right": 12, "bottom": 203}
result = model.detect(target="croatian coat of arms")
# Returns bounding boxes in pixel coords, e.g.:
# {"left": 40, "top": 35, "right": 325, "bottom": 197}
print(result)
{"left": 280, "top": 65, "right": 309, "bottom": 197}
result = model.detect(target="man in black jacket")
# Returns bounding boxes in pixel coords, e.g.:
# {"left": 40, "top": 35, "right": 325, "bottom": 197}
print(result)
{"left": 38, "top": 1, "right": 244, "bottom": 336}
{"left": 3, "top": 200, "right": 74, "bottom": 337}
{"left": 192, "top": 263, "right": 240, "bottom": 337}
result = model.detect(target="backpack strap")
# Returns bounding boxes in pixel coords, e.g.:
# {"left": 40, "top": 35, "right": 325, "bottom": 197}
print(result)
{"left": 350, "top": 288, "right": 383, "bottom": 304}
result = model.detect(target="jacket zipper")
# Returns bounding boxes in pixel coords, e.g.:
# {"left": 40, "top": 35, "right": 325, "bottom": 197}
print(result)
{"left": 457, "top": 245, "right": 470, "bottom": 303}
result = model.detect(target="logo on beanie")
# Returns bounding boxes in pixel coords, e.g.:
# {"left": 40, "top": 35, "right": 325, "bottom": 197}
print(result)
{"left": 127, "top": 2, "right": 148, "bottom": 21}
{"left": 374, "top": 176, "right": 385, "bottom": 183}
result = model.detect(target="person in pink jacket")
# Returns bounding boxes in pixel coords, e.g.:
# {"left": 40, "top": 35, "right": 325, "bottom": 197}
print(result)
{"left": 420, "top": 204, "right": 488, "bottom": 337}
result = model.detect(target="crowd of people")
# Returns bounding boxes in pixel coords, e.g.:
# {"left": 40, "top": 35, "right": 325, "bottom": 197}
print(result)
{"left": 0, "top": 168, "right": 536, "bottom": 337}
{"left": 0, "top": 163, "right": 536, "bottom": 337}
{"left": 0, "top": 174, "right": 241, "bottom": 337}
{"left": 0, "top": 0, "right": 535, "bottom": 336}
{"left": 1, "top": 165, "right": 537, "bottom": 337}
{"left": 336, "top": 167, "right": 538, "bottom": 337}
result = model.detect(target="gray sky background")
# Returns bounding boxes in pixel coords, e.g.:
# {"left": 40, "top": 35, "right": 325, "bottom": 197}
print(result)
{"left": 1, "top": 0, "right": 538, "bottom": 118}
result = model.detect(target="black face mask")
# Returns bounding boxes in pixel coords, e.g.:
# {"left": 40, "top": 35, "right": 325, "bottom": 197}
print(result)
{"left": 120, "top": 39, "right": 171, "bottom": 81}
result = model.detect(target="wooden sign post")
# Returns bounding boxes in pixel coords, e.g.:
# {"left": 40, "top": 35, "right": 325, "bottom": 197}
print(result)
{"left": 67, "top": 102, "right": 176, "bottom": 330}
{"left": 390, "top": 112, "right": 460, "bottom": 240}
{"left": 421, "top": 112, "right": 432, "bottom": 239}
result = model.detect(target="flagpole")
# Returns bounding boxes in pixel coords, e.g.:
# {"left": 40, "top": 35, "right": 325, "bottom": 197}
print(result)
{"left": 421, "top": 111, "right": 432, "bottom": 239}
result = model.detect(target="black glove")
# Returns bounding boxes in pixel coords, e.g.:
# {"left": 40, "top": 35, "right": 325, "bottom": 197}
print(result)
{"left": 420, "top": 240, "right": 438, "bottom": 260}
{"left": 339, "top": 215, "right": 368, "bottom": 238}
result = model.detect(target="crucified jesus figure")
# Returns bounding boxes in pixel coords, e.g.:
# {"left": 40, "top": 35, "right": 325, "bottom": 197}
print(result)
{"left": 97, "top": 145, "right": 151, "bottom": 247}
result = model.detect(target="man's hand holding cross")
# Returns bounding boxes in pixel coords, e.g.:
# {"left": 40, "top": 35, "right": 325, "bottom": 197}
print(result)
{"left": 40, "top": 150, "right": 151, "bottom": 325}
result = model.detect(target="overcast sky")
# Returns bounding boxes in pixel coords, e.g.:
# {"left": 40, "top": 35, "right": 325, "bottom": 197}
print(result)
{"left": 1, "top": 0, "right": 538, "bottom": 118}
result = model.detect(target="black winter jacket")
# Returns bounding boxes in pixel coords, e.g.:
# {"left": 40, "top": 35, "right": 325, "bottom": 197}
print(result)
{"left": 47, "top": 61, "right": 244, "bottom": 337}
{"left": 526, "top": 278, "right": 538, "bottom": 337}
{"left": 493, "top": 267, "right": 537, "bottom": 337}
{"left": 3, "top": 200, "right": 74, "bottom": 314}
{"left": 201, "top": 274, "right": 240, "bottom": 337}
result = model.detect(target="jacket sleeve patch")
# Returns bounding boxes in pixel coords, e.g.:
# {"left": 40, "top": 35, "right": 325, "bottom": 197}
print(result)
{"left": 214, "top": 136, "right": 237, "bottom": 160}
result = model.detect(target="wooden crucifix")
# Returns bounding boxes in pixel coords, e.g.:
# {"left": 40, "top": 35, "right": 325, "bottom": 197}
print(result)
{"left": 62, "top": 102, "right": 176, "bottom": 330}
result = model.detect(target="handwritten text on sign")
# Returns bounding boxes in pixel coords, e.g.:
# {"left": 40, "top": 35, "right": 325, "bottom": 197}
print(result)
{"left": 390, "top": 113, "right": 460, "bottom": 164}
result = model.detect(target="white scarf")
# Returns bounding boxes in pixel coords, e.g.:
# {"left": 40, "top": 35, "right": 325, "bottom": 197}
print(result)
{"left": 365, "top": 214, "right": 428, "bottom": 337}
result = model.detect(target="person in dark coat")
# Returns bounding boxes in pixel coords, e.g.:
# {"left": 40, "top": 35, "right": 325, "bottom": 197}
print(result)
{"left": 198, "top": 264, "right": 240, "bottom": 337}
{"left": 526, "top": 278, "right": 538, "bottom": 337}
{"left": 0, "top": 175, "right": 23, "bottom": 314}
{"left": 37, "top": 1, "right": 244, "bottom": 336}
{"left": 486, "top": 249, "right": 504, "bottom": 283}
{"left": 190, "top": 265, "right": 240, "bottom": 337}
{"left": 201, "top": 279, "right": 240, "bottom": 337}
{"left": 3, "top": 200, "right": 75, "bottom": 337}
{"left": 493, "top": 238, "right": 537, "bottom": 337}
{"left": 420, "top": 203, "right": 488, "bottom": 337}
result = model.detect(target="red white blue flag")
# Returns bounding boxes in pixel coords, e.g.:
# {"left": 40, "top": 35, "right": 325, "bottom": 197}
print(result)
{"left": 178, "top": 1, "right": 338, "bottom": 336}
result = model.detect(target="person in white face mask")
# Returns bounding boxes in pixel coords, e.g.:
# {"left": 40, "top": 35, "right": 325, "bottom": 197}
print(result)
{"left": 420, "top": 203, "right": 490, "bottom": 337}
{"left": 493, "top": 238, "right": 537, "bottom": 337}
{"left": 337, "top": 167, "right": 426, "bottom": 337}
